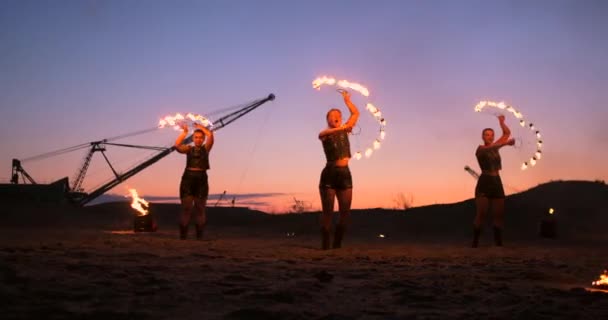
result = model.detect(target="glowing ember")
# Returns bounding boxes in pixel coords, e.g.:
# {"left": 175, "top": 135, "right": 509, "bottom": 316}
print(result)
{"left": 378, "top": 234, "right": 385, "bottom": 238}
{"left": 549, "top": 208, "right": 554, "bottom": 215}
{"left": 373, "top": 139, "right": 381, "bottom": 150}
{"left": 313, "top": 76, "right": 387, "bottom": 160}
{"left": 592, "top": 270, "right": 608, "bottom": 287}
{"left": 128, "top": 188, "right": 149, "bottom": 216}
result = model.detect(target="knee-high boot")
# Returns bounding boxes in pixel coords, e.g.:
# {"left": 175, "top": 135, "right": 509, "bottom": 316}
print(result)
{"left": 493, "top": 226, "right": 503, "bottom": 247}
{"left": 179, "top": 225, "right": 188, "bottom": 240}
{"left": 321, "top": 227, "right": 331, "bottom": 250}
{"left": 333, "top": 224, "right": 346, "bottom": 249}
{"left": 472, "top": 227, "right": 481, "bottom": 248}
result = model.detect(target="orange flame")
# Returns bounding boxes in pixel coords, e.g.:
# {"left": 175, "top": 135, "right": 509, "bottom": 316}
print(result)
{"left": 337, "top": 80, "right": 370, "bottom": 97}
{"left": 312, "top": 76, "right": 336, "bottom": 89}
{"left": 592, "top": 270, "right": 608, "bottom": 286}
{"left": 158, "top": 112, "right": 212, "bottom": 130}
{"left": 312, "top": 76, "right": 370, "bottom": 97}
{"left": 128, "top": 188, "right": 149, "bottom": 216}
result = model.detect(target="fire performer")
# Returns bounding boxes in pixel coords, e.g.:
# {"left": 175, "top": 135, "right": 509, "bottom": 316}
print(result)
{"left": 175, "top": 122, "right": 214, "bottom": 240}
{"left": 318, "top": 89, "right": 360, "bottom": 250}
{"left": 472, "top": 115, "right": 515, "bottom": 248}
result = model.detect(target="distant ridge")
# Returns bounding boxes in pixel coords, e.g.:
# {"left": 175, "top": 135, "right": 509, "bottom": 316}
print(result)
{"left": 2, "top": 180, "right": 606, "bottom": 242}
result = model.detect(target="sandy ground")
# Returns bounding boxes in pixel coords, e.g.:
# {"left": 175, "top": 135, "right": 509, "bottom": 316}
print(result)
{"left": 2, "top": 225, "right": 608, "bottom": 320}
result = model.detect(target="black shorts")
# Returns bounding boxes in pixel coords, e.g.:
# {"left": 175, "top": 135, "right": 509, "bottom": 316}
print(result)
{"left": 319, "top": 165, "right": 353, "bottom": 190}
{"left": 475, "top": 174, "right": 505, "bottom": 199}
{"left": 180, "top": 170, "right": 209, "bottom": 199}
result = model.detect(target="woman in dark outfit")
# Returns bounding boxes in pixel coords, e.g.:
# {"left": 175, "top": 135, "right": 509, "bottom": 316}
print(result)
{"left": 318, "top": 90, "right": 360, "bottom": 250}
{"left": 473, "top": 115, "right": 515, "bottom": 248}
{"left": 175, "top": 123, "right": 214, "bottom": 240}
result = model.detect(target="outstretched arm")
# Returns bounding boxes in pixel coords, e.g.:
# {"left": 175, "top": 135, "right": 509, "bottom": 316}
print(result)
{"left": 495, "top": 114, "right": 511, "bottom": 145}
{"left": 341, "top": 90, "right": 360, "bottom": 130}
{"left": 318, "top": 90, "right": 360, "bottom": 139}
{"left": 174, "top": 124, "right": 191, "bottom": 154}
{"left": 484, "top": 137, "right": 515, "bottom": 150}
{"left": 194, "top": 123, "right": 214, "bottom": 153}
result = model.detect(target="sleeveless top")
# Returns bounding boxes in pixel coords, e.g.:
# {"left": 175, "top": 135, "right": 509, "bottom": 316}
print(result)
{"left": 322, "top": 131, "right": 351, "bottom": 162}
{"left": 186, "top": 146, "right": 210, "bottom": 170}
{"left": 476, "top": 146, "right": 501, "bottom": 171}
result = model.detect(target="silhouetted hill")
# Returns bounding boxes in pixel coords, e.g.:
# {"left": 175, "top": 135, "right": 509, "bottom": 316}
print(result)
{"left": 2, "top": 180, "right": 606, "bottom": 243}
{"left": 342, "top": 180, "right": 608, "bottom": 242}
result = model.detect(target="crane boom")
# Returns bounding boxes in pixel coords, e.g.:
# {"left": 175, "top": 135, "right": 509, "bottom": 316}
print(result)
{"left": 72, "top": 93, "right": 275, "bottom": 206}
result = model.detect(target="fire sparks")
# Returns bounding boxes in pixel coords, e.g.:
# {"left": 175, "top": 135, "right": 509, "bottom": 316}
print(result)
{"left": 312, "top": 76, "right": 336, "bottom": 89}
{"left": 313, "top": 76, "right": 387, "bottom": 160}
{"left": 313, "top": 76, "right": 370, "bottom": 97}
{"left": 592, "top": 270, "right": 608, "bottom": 287}
{"left": 128, "top": 188, "right": 149, "bottom": 216}
{"left": 158, "top": 112, "right": 213, "bottom": 131}
{"left": 475, "top": 100, "right": 544, "bottom": 170}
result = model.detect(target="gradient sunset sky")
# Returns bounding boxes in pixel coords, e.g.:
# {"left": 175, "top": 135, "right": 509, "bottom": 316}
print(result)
{"left": 1, "top": 0, "right": 607, "bottom": 212}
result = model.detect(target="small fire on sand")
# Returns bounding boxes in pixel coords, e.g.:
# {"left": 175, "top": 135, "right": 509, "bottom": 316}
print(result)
{"left": 128, "top": 188, "right": 157, "bottom": 232}
{"left": 590, "top": 270, "right": 608, "bottom": 291}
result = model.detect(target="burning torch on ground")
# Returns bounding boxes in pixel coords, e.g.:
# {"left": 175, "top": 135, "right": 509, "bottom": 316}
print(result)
{"left": 128, "top": 188, "right": 157, "bottom": 232}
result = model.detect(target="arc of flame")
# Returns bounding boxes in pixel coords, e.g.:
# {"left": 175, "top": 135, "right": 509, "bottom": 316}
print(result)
{"left": 128, "top": 188, "right": 149, "bottom": 216}
{"left": 158, "top": 112, "right": 213, "bottom": 130}
{"left": 475, "top": 100, "right": 543, "bottom": 171}
{"left": 373, "top": 139, "right": 381, "bottom": 150}
{"left": 313, "top": 76, "right": 386, "bottom": 160}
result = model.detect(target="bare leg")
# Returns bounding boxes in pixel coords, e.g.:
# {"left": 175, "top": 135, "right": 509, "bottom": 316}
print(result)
{"left": 473, "top": 196, "right": 489, "bottom": 247}
{"left": 490, "top": 198, "right": 505, "bottom": 228}
{"left": 179, "top": 196, "right": 194, "bottom": 239}
{"left": 474, "top": 196, "right": 489, "bottom": 228}
{"left": 490, "top": 198, "right": 505, "bottom": 246}
{"left": 193, "top": 197, "right": 207, "bottom": 240}
{"left": 333, "top": 188, "right": 353, "bottom": 248}
{"left": 319, "top": 188, "right": 336, "bottom": 250}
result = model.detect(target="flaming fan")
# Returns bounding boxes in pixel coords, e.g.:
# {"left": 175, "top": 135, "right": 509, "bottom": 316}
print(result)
{"left": 158, "top": 112, "right": 213, "bottom": 131}
{"left": 312, "top": 76, "right": 386, "bottom": 160}
{"left": 474, "top": 101, "right": 543, "bottom": 170}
